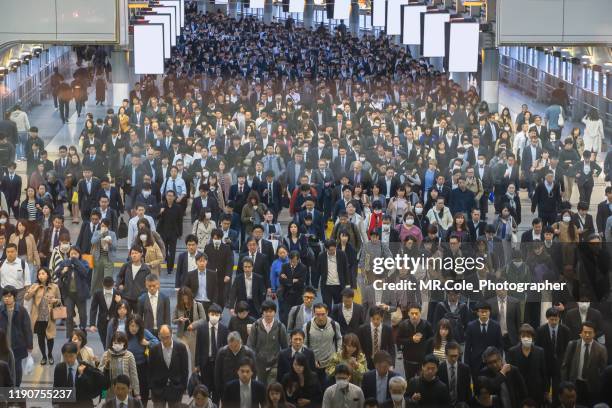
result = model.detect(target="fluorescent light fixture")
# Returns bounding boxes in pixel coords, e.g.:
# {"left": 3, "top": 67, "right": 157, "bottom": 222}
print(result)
{"left": 401, "top": 4, "right": 427, "bottom": 45}
{"left": 447, "top": 21, "right": 479, "bottom": 72}
{"left": 134, "top": 24, "right": 165, "bottom": 75}
{"left": 386, "top": 0, "right": 409, "bottom": 36}
{"left": 422, "top": 11, "right": 450, "bottom": 57}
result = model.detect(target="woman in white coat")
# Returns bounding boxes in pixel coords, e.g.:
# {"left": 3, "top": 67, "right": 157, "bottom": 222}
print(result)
{"left": 582, "top": 108, "right": 605, "bottom": 156}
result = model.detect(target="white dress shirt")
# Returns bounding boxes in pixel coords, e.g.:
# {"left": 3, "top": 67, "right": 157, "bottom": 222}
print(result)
{"left": 149, "top": 292, "right": 159, "bottom": 329}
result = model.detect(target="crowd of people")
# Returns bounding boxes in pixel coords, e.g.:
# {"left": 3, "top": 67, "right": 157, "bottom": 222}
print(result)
{"left": 0, "top": 3, "right": 611, "bottom": 408}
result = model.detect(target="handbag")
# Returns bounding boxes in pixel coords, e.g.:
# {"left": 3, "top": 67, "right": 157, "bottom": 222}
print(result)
{"left": 52, "top": 305, "right": 67, "bottom": 320}
{"left": 71, "top": 191, "right": 79, "bottom": 205}
{"left": 117, "top": 217, "right": 128, "bottom": 239}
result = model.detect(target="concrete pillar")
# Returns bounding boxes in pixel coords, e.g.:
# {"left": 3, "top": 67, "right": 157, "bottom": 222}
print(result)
{"left": 571, "top": 61, "right": 582, "bottom": 120}
{"left": 303, "top": 0, "right": 315, "bottom": 29}
{"left": 481, "top": 48, "right": 500, "bottom": 113}
{"left": 263, "top": 0, "right": 274, "bottom": 23}
{"left": 451, "top": 72, "right": 469, "bottom": 90}
{"left": 349, "top": 1, "right": 360, "bottom": 37}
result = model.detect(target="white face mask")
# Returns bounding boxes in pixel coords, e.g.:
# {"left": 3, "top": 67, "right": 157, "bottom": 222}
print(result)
{"left": 205, "top": 212, "right": 212, "bottom": 219}
{"left": 391, "top": 393, "right": 404, "bottom": 402}
{"left": 142, "top": 191, "right": 151, "bottom": 198}
{"left": 382, "top": 225, "right": 390, "bottom": 232}
{"left": 213, "top": 239, "right": 222, "bottom": 246}
{"left": 100, "top": 226, "right": 108, "bottom": 234}
{"left": 112, "top": 343, "right": 124, "bottom": 352}
{"left": 521, "top": 338, "right": 533, "bottom": 347}
{"left": 415, "top": 207, "right": 423, "bottom": 215}
{"left": 60, "top": 243, "right": 70, "bottom": 252}
{"left": 405, "top": 218, "right": 414, "bottom": 226}
{"left": 140, "top": 234, "right": 148, "bottom": 242}
{"left": 562, "top": 216, "right": 571, "bottom": 223}
{"left": 0, "top": 218, "right": 6, "bottom": 224}
{"left": 208, "top": 315, "right": 220, "bottom": 325}
{"left": 335, "top": 379, "right": 349, "bottom": 388}
{"left": 578, "top": 302, "right": 590, "bottom": 312}
{"left": 477, "top": 159, "right": 484, "bottom": 166}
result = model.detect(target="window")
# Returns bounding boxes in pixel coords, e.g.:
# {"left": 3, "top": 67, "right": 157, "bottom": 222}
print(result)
{"left": 593, "top": 71, "right": 600, "bottom": 94}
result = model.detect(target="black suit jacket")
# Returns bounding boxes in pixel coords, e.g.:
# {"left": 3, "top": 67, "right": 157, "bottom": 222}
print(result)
{"left": 361, "top": 369, "right": 400, "bottom": 401}
{"left": 1, "top": 174, "right": 22, "bottom": 205}
{"left": 331, "top": 303, "right": 365, "bottom": 335}
{"left": 184, "top": 268, "right": 218, "bottom": 304}
{"left": 487, "top": 296, "right": 522, "bottom": 345}
{"left": 357, "top": 322, "right": 396, "bottom": 369}
{"left": 535, "top": 323, "right": 570, "bottom": 378}
{"left": 222, "top": 378, "right": 266, "bottom": 408}
{"left": 563, "top": 306, "right": 603, "bottom": 340}
{"left": 229, "top": 273, "right": 267, "bottom": 312}
{"left": 76, "top": 222, "right": 98, "bottom": 254}
{"left": 194, "top": 322, "right": 229, "bottom": 369}
{"left": 137, "top": 291, "right": 171, "bottom": 331}
{"left": 89, "top": 288, "right": 120, "bottom": 327}
{"left": 464, "top": 319, "right": 504, "bottom": 376}
{"left": 238, "top": 252, "right": 270, "bottom": 289}
{"left": 149, "top": 341, "right": 189, "bottom": 402}
{"left": 96, "top": 187, "right": 123, "bottom": 213}
{"left": 53, "top": 362, "right": 106, "bottom": 406}
{"left": 438, "top": 361, "right": 473, "bottom": 405}
{"left": 175, "top": 251, "right": 200, "bottom": 289}
{"left": 506, "top": 344, "right": 548, "bottom": 402}
{"left": 276, "top": 347, "right": 317, "bottom": 382}
{"left": 316, "top": 250, "right": 350, "bottom": 288}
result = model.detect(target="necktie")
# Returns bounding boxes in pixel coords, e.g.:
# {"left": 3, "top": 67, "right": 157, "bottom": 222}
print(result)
{"left": 53, "top": 230, "right": 59, "bottom": 247}
{"left": 481, "top": 323, "right": 487, "bottom": 335}
{"left": 67, "top": 367, "right": 74, "bottom": 387}
{"left": 268, "top": 183, "right": 273, "bottom": 204}
{"left": 211, "top": 325, "right": 217, "bottom": 356}
{"left": 87, "top": 181, "right": 91, "bottom": 194}
{"left": 373, "top": 326, "right": 379, "bottom": 356}
{"left": 551, "top": 328, "right": 557, "bottom": 355}
{"left": 500, "top": 301, "right": 507, "bottom": 334}
{"left": 62, "top": 159, "right": 66, "bottom": 168}
{"left": 341, "top": 156, "right": 345, "bottom": 168}
{"left": 172, "top": 179, "right": 177, "bottom": 193}
{"left": 239, "top": 185, "right": 243, "bottom": 194}
{"left": 450, "top": 365, "right": 457, "bottom": 401}
{"left": 582, "top": 343, "right": 590, "bottom": 379}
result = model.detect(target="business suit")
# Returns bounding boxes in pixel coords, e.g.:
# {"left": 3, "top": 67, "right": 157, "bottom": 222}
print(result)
{"left": 96, "top": 186, "right": 123, "bottom": 213}
{"left": 506, "top": 343, "right": 548, "bottom": 405}
{"left": 596, "top": 199, "right": 612, "bottom": 238}
{"left": 190, "top": 194, "right": 220, "bottom": 224}
{"left": 487, "top": 296, "right": 522, "bottom": 349}
{"left": 438, "top": 361, "right": 472, "bottom": 406}
{"left": 53, "top": 362, "right": 106, "bottom": 407}
{"left": 149, "top": 341, "right": 189, "bottom": 406}
{"left": 2, "top": 173, "right": 22, "bottom": 217}
{"left": 316, "top": 250, "right": 350, "bottom": 309}
{"left": 38, "top": 226, "right": 70, "bottom": 266}
{"left": 101, "top": 396, "right": 143, "bottom": 408}
{"left": 174, "top": 251, "right": 200, "bottom": 289}
{"left": 357, "top": 322, "right": 395, "bottom": 369}
{"left": 562, "top": 338, "right": 607, "bottom": 405}
{"left": 361, "top": 369, "right": 400, "bottom": 401}
{"left": 478, "top": 365, "right": 528, "bottom": 408}
{"left": 464, "top": 319, "right": 504, "bottom": 378}
{"left": 229, "top": 273, "right": 267, "bottom": 317}
{"left": 81, "top": 154, "right": 106, "bottom": 180}
{"left": 331, "top": 302, "right": 365, "bottom": 335}
{"left": 204, "top": 241, "right": 234, "bottom": 306}
{"left": 493, "top": 163, "right": 519, "bottom": 213}
{"left": 259, "top": 180, "right": 283, "bottom": 218}
{"left": 564, "top": 307, "right": 603, "bottom": 340}
{"left": 89, "top": 288, "right": 120, "bottom": 345}
{"left": 276, "top": 346, "right": 317, "bottom": 383}
{"left": 238, "top": 252, "right": 271, "bottom": 289}
{"left": 137, "top": 291, "right": 171, "bottom": 335}
{"left": 184, "top": 268, "right": 218, "bottom": 310}
{"left": 535, "top": 322, "right": 570, "bottom": 402}
{"left": 221, "top": 378, "right": 266, "bottom": 408}
{"left": 574, "top": 160, "right": 602, "bottom": 205}
{"left": 195, "top": 321, "right": 229, "bottom": 400}
{"left": 75, "top": 221, "right": 98, "bottom": 255}
{"left": 77, "top": 177, "right": 101, "bottom": 220}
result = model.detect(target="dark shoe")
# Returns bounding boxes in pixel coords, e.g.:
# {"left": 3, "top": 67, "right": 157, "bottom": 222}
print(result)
{"left": 40, "top": 357, "right": 47, "bottom": 365}
{"left": 48, "top": 357, "right": 54, "bottom": 365}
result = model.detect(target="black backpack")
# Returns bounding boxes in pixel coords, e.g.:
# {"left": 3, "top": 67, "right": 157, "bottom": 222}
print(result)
{"left": 440, "top": 303, "right": 465, "bottom": 343}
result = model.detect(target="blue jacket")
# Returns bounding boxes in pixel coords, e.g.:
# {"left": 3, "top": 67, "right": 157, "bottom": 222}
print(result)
{"left": 0, "top": 304, "right": 32, "bottom": 360}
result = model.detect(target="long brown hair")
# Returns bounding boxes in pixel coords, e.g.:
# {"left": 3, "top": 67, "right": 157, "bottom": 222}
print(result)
{"left": 341, "top": 333, "right": 362, "bottom": 359}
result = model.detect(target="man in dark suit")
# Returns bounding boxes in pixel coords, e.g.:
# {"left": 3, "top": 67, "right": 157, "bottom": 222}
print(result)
{"left": 432, "top": 289, "right": 471, "bottom": 344}
{"left": 396, "top": 304, "right": 434, "bottom": 380}
{"left": 331, "top": 146, "right": 354, "bottom": 181}
{"left": 97, "top": 177, "right": 123, "bottom": 214}
{"left": 487, "top": 290, "right": 522, "bottom": 351}
{"left": 575, "top": 150, "right": 602, "bottom": 205}
{"left": 76, "top": 209, "right": 101, "bottom": 255}
{"left": 465, "top": 135, "right": 489, "bottom": 166}
{"left": 535, "top": 307, "right": 571, "bottom": 405}
{"left": 89, "top": 276, "right": 121, "bottom": 346}
{"left": 195, "top": 303, "right": 229, "bottom": 402}
{"left": 259, "top": 171, "right": 283, "bottom": 220}
{"left": 479, "top": 346, "right": 528, "bottom": 408}
{"left": 38, "top": 215, "right": 70, "bottom": 267}
{"left": 358, "top": 307, "right": 395, "bottom": 370}
{"left": 82, "top": 145, "right": 106, "bottom": 180}
{"left": 438, "top": 341, "right": 472, "bottom": 407}
{"left": 184, "top": 253, "right": 218, "bottom": 313}
{"left": 466, "top": 208, "right": 487, "bottom": 242}
{"left": 53, "top": 145, "right": 70, "bottom": 181}
{"left": 464, "top": 302, "right": 503, "bottom": 379}
{"left": 116, "top": 247, "right": 151, "bottom": 312}
{"left": 521, "top": 131, "right": 543, "bottom": 197}
{"left": 574, "top": 201, "right": 596, "bottom": 241}
{"left": 316, "top": 239, "right": 350, "bottom": 309}
{"left": 596, "top": 186, "right": 612, "bottom": 239}
{"left": 77, "top": 167, "right": 101, "bottom": 221}
{"left": 348, "top": 160, "right": 372, "bottom": 193}
{"left": 361, "top": 350, "right": 400, "bottom": 403}
{"left": 475, "top": 154, "right": 494, "bottom": 218}
{"left": 377, "top": 169, "right": 401, "bottom": 202}
{"left": 102, "top": 374, "right": 143, "bottom": 408}
{"left": 190, "top": 184, "right": 220, "bottom": 224}
{"left": 493, "top": 153, "right": 520, "bottom": 213}
{"left": 205, "top": 229, "right": 235, "bottom": 306}
{"left": 149, "top": 325, "right": 189, "bottom": 407}
{"left": 228, "top": 258, "right": 267, "bottom": 318}
{"left": 221, "top": 358, "right": 266, "bottom": 408}
{"left": 276, "top": 329, "right": 317, "bottom": 382}
{"left": 53, "top": 342, "right": 106, "bottom": 408}
{"left": 295, "top": 198, "right": 326, "bottom": 241}
{"left": 506, "top": 324, "right": 548, "bottom": 406}
{"left": 137, "top": 274, "right": 171, "bottom": 337}
{"left": 331, "top": 287, "right": 364, "bottom": 335}
{"left": 2, "top": 162, "right": 22, "bottom": 218}
{"left": 531, "top": 171, "right": 562, "bottom": 226}
{"left": 561, "top": 321, "right": 608, "bottom": 406}
{"left": 238, "top": 238, "right": 271, "bottom": 290}
{"left": 564, "top": 302, "right": 603, "bottom": 340}
{"left": 175, "top": 234, "right": 200, "bottom": 289}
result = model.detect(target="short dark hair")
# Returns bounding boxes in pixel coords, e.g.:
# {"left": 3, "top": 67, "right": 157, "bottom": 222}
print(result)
{"left": 422, "top": 354, "right": 439, "bottom": 367}
{"left": 261, "top": 300, "right": 277, "bottom": 312}
{"left": 113, "top": 374, "right": 131, "bottom": 387}
{"left": 545, "top": 307, "right": 560, "bottom": 318}
{"left": 208, "top": 303, "right": 223, "bottom": 315}
{"left": 62, "top": 342, "right": 78, "bottom": 355}
{"left": 185, "top": 234, "right": 198, "bottom": 245}
{"left": 373, "top": 350, "right": 392, "bottom": 365}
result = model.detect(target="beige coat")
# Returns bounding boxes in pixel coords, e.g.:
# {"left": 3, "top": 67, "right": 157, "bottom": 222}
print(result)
{"left": 24, "top": 283, "right": 61, "bottom": 338}
{"left": 9, "top": 233, "right": 40, "bottom": 266}
{"left": 144, "top": 242, "right": 164, "bottom": 276}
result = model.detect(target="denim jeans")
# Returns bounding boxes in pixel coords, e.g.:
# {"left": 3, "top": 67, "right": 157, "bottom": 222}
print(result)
{"left": 17, "top": 131, "right": 27, "bottom": 159}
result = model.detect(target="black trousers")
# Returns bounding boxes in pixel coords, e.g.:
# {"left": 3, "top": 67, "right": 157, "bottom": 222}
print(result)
{"left": 322, "top": 284, "right": 342, "bottom": 310}
{"left": 59, "top": 100, "right": 70, "bottom": 122}
{"left": 163, "top": 235, "right": 178, "bottom": 273}
{"left": 539, "top": 212, "right": 557, "bottom": 226}
{"left": 578, "top": 182, "right": 594, "bottom": 205}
